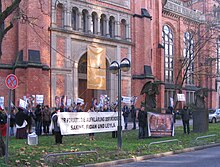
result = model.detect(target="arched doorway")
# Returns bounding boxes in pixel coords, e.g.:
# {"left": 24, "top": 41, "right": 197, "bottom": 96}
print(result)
{"left": 78, "top": 52, "right": 110, "bottom": 108}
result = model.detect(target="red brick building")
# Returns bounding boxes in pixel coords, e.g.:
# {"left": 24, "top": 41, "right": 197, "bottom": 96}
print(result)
{"left": 0, "top": 0, "right": 219, "bottom": 110}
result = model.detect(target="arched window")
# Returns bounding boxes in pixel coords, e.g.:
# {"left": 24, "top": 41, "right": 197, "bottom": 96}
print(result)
{"left": 72, "top": 7, "right": 78, "bottom": 30}
{"left": 120, "top": 19, "right": 126, "bottom": 40}
{"left": 162, "top": 25, "right": 174, "bottom": 83}
{"left": 109, "top": 16, "right": 115, "bottom": 38}
{"left": 92, "top": 12, "right": 98, "bottom": 34}
{"left": 217, "top": 38, "right": 220, "bottom": 74}
{"left": 82, "top": 9, "right": 89, "bottom": 33}
{"left": 56, "top": 3, "right": 64, "bottom": 28}
{"left": 184, "top": 32, "right": 194, "bottom": 85}
{"left": 100, "top": 14, "right": 107, "bottom": 36}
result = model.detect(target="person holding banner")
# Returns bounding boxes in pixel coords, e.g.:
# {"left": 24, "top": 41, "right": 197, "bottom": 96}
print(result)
{"left": 122, "top": 104, "right": 130, "bottom": 130}
{"left": 138, "top": 105, "right": 147, "bottom": 139}
{"left": 15, "top": 107, "right": 28, "bottom": 139}
{"left": 51, "top": 108, "right": 63, "bottom": 144}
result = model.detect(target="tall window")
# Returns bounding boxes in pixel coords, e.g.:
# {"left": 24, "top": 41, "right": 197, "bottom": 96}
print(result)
{"left": 164, "top": 89, "right": 175, "bottom": 108}
{"left": 184, "top": 32, "right": 194, "bottom": 85}
{"left": 100, "top": 14, "right": 107, "bottom": 36}
{"left": 109, "top": 16, "right": 115, "bottom": 38}
{"left": 82, "top": 9, "right": 88, "bottom": 33}
{"left": 92, "top": 12, "right": 98, "bottom": 34}
{"left": 120, "top": 19, "right": 126, "bottom": 40}
{"left": 186, "top": 91, "right": 195, "bottom": 105}
{"left": 217, "top": 38, "right": 220, "bottom": 74}
{"left": 56, "top": 3, "right": 64, "bottom": 28}
{"left": 72, "top": 7, "right": 78, "bottom": 30}
{"left": 162, "top": 25, "right": 174, "bottom": 83}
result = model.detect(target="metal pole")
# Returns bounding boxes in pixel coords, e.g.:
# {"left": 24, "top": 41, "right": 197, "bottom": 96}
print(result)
{"left": 117, "top": 68, "right": 122, "bottom": 150}
{"left": 5, "top": 89, "right": 11, "bottom": 163}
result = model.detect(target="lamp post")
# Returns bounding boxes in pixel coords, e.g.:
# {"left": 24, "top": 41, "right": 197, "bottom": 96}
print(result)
{"left": 109, "top": 58, "right": 131, "bottom": 150}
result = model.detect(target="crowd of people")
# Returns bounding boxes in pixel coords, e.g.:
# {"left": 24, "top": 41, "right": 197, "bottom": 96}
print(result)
{"left": 0, "top": 97, "right": 191, "bottom": 144}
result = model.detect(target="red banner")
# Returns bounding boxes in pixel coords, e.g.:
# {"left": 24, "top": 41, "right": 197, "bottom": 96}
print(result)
{"left": 148, "top": 112, "right": 174, "bottom": 137}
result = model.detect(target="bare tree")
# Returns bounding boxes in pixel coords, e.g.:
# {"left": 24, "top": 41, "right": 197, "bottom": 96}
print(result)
{"left": 171, "top": 18, "right": 220, "bottom": 110}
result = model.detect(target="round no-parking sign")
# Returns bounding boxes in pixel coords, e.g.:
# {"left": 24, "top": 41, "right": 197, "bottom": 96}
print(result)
{"left": 5, "top": 74, "right": 18, "bottom": 90}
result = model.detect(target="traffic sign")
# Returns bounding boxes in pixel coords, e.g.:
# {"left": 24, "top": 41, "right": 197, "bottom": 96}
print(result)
{"left": 5, "top": 74, "right": 18, "bottom": 90}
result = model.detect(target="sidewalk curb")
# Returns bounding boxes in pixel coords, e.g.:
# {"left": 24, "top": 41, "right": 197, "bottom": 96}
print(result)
{"left": 83, "top": 143, "right": 220, "bottom": 167}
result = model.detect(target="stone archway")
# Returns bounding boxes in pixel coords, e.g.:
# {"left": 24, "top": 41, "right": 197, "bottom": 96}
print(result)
{"left": 78, "top": 52, "right": 110, "bottom": 109}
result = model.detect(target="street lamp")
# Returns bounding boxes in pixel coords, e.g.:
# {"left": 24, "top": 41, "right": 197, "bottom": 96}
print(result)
{"left": 109, "top": 58, "right": 131, "bottom": 150}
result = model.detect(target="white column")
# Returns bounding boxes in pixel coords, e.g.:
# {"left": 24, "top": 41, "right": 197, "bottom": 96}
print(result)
{"left": 78, "top": 12, "right": 82, "bottom": 32}
{"left": 88, "top": 14, "right": 92, "bottom": 33}
{"left": 51, "top": 33, "right": 57, "bottom": 67}
{"left": 51, "top": 73, "right": 57, "bottom": 107}
{"left": 73, "top": 62, "right": 79, "bottom": 102}
{"left": 126, "top": 24, "right": 131, "bottom": 41}
{"left": 66, "top": 73, "right": 73, "bottom": 99}
{"left": 97, "top": 16, "right": 101, "bottom": 35}
{"left": 65, "top": 37, "right": 71, "bottom": 68}
{"left": 63, "top": 7, "right": 68, "bottom": 28}
{"left": 51, "top": 5, "right": 56, "bottom": 27}
{"left": 65, "top": 7, "right": 72, "bottom": 30}
{"left": 106, "top": 18, "right": 110, "bottom": 37}
{"left": 115, "top": 21, "right": 121, "bottom": 39}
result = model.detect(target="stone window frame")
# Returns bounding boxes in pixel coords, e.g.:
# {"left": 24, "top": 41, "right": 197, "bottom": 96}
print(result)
{"left": 82, "top": 9, "right": 89, "bottom": 33}
{"left": 120, "top": 19, "right": 127, "bottom": 40}
{"left": 109, "top": 16, "right": 116, "bottom": 38}
{"left": 92, "top": 12, "right": 98, "bottom": 35}
{"left": 100, "top": 14, "right": 107, "bottom": 36}
{"left": 72, "top": 7, "right": 79, "bottom": 30}
{"left": 162, "top": 25, "right": 174, "bottom": 83}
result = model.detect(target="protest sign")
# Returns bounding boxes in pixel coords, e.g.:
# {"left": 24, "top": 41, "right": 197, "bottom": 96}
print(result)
{"left": 19, "top": 99, "right": 27, "bottom": 109}
{"left": 36, "top": 95, "right": 44, "bottom": 104}
{"left": 148, "top": 112, "right": 174, "bottom": 137}
{"left": 67, "top": 99, "right": 72, "bottom": 106}
{"left": 177, "top": 94, "right": 186, "bottom": 101}
{"left": 122, "top": 96, "right": 132, "bottom": 104}
{"left": 58, "top": 112, "right": 124, "bottom": 135}
{"left": 76, "top": 98, "right": 84, "bottom": 105}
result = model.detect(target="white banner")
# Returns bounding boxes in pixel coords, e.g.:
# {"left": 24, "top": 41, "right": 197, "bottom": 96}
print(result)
{"left": 58, "top": 112, "right": 124, "bottom": 135}
{"left": 36, "top": 95, "right": 44, "bottom": 104}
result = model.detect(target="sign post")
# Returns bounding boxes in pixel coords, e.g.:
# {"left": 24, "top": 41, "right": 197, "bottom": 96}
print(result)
{"left": 5, "top": 74, "right": 18, "bottom": 163}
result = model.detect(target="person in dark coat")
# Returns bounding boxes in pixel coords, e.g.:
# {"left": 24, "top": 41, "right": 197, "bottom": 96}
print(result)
{"left": 25, "top": 105, "right": 34, "bottom": 134}
{"left": 34, "top": 104, "right": 42, "bottom": 136}
{"left": 137, "top": 106, "right": 147, "bottom": 139}
{"left": 42, "top": 105, "right": 51, "bottom": 135}
{"left": 15, "top": 107, "right": 28, "bottom": 139}
{"left": 52, "top": 109, "right": 63, "bottom": 144}
{"left": 122, "top": 104, "right": 130, "bottom": 130}
{"left": 0, "top": 107, "right": 7, "bottom": 137}
{"left": 180, "top": 106, "right": 191, "bottom": 134}
{"left": 10, "top": 108, "right": 16, "bottom": 136}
